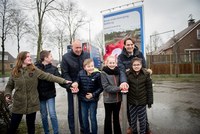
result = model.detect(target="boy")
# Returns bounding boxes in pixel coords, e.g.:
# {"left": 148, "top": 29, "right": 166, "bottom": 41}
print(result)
{"left": 72, "top": 58, "right": 103, "bottom": 134}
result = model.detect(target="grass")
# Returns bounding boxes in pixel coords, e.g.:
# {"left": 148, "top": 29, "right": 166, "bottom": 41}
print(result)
{"left": 0, "top": 71, "right": 11, "bottom": 77}
{"left": 17, "top": 120, "right": 43, "bottom": 134}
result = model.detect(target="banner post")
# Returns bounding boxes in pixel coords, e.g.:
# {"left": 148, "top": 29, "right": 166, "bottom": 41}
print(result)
{"left": 73, "top": 93, "right": 79, "bottom": 134}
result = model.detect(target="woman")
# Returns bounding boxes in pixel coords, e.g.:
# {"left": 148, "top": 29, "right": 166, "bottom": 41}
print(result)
{"left": 4, "top": 51, "right": 71, "bottom": 134}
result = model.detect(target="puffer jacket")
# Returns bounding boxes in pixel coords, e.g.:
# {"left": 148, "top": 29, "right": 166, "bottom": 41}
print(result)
{"left": 61, "top": 50, "right": 90, "bottom": 92}
{"left": 101, "top": 71, "right": 122, "bottom": 103}
{"left": 126, "top": 68, "right": 153, "bottom": 106}
{"left": 76, "top": 69, "right": 103, "bottom": 102}
{"left": 35, "top": 61, "right": 62, "bottom": 101}
{"left": 4, "top": 67, "right": 66, "bottom": 114}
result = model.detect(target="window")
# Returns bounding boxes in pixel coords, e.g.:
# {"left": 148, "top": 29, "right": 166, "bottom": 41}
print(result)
{"left": 197, "top": 29, "right": 200, "bottom": 40}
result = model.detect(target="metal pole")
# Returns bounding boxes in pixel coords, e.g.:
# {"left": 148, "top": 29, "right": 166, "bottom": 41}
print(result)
{"left": 122, "top": 92, "right": 128, "bottom": 134}
{"left": 73, "top": 93, "right": 79, "bottom": 134}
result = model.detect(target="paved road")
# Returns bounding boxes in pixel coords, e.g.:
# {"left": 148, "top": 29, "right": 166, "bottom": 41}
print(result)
{"left": 1, "top": 78, "right": 200, "bottom": 134}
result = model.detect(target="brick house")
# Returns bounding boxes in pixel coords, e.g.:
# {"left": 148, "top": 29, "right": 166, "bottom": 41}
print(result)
{"left": 155, "top": 19, "right": 200, "bottom": 55}
{"left": 0, "top": 51, "right": 15, "bottom": 71}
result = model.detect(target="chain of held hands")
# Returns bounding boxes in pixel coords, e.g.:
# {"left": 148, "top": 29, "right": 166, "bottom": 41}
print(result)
{"left": 70, "top": 82, "right": 129, "bottom": 96}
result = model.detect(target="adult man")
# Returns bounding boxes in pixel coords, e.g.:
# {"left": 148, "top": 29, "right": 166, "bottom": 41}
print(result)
{"left": 118, "top": 37, "right": 151, "bottom": 134}
{"left": 61, "top": 40, "right": 90, "bottom": 134}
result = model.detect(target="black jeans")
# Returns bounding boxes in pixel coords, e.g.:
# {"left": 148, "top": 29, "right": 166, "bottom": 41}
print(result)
{"left": 8, "top": 112, "right": 36, "bottom": 134}
{"left": 104, "top": 102, "right": 122, "bottom": 134}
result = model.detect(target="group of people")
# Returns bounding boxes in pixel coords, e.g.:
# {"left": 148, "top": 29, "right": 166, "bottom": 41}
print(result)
{"left": 4, "top": 38, "right": 153, "bottom": 134}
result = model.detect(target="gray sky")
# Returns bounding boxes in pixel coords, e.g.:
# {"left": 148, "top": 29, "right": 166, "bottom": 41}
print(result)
{"left": 4, "top": 0, "right": 200, "bottom": 59}
{"left": 77, "top": 0, "right": 200, "bottom": 44}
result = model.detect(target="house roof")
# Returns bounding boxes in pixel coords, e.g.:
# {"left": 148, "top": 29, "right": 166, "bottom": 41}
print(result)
{"left": 155, "top": 19, "right": 200, "bottom": 54}
{"left": 0, "top": 51, "right": 16, "bottom": 63}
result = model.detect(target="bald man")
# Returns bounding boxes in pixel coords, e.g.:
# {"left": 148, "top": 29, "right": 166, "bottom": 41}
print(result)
{"left": 61, "top": 40, "right": 90, "bottom": 134}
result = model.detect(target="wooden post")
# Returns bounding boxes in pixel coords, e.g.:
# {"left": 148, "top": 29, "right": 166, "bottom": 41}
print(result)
{"left": 73, "top": 93, "right": 79, "bottom": 134}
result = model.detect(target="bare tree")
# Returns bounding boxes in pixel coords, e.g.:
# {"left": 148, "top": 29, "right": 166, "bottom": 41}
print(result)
{"left": 35, "top": 0, "right": 56, "bottom": 60}
{"left": 56, "top": 0, "right": 86, "bottom": 44}
{"left": 150, "top": 31, "right": 163, "bottom": 52}
{"left": 94, "top": 30, "right": 104, "bottom": 56}
{"left": 48, "top": 25, "right": 69, "bottom": 62}
{"left": 0, "top": 0, "right": 15, "bottom": 76}
{"left": 11, "top": 8, "right": 29, "bottom": 53}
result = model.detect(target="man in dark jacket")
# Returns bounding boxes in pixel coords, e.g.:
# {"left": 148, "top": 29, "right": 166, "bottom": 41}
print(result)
{"left": 117, "top": 38, "right": 151, "bottom": 134}
{"left": 61, "top": 40, "right": 90, "bottom": 134}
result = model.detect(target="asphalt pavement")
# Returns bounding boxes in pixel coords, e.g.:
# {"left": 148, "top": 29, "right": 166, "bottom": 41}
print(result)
{"left": 0, "top": 77, "right": 200, "bottom": 134}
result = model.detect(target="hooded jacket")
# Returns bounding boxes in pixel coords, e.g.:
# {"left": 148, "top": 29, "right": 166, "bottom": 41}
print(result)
{"left": 5, "top": 67, "right": 66, "bottom": 114}
{"left": 126, "top": 68, "right": 153, "bottom": 106}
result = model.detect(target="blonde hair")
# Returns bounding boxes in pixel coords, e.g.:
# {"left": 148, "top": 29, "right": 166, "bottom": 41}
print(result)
{"left": 83, "top": 58, "right": 94, "bottom": 67}
{"left": 105, "top": 55, "right": 117, "bottom": 66}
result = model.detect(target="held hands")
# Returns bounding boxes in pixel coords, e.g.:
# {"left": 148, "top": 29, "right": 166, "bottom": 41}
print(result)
{"left": 70, "top": 82, "right": 79, "bottom": 93}
{"left": 86, "top": 93, "right": 93, "bottom": 99}
{"left": 66, "top": 80, "right": 72, "bottom": 84}
{"left": 120, "top": 82, "right": 129, "bottom": 93}
{"left": 5, "top": 95, "right": 12, "bottom": 104}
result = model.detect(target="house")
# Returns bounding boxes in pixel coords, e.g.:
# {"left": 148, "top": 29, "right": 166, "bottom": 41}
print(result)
{"left": 0, "top": 51, "right": 15, "bottom": 71}
{"left": 155, "top": 18, "right": 200, "bottom": 55}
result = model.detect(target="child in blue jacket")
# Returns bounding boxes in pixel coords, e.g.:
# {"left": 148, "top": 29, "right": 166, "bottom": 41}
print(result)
{"left": 72, "top": 58, "right": 103, "bottom": 134}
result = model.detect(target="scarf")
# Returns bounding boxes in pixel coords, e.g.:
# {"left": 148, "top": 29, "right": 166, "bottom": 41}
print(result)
{"left": 102, "top": 66, "right": 120, "bottom": 75}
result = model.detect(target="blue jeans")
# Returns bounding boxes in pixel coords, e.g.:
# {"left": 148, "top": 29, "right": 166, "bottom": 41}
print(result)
{"left": 81, "top": 101, "right": 98, "bottom": 134}
{"left": 40, "top": 97, "right": 59, "bottom": 134}
{"left": 67, "top": 92, "right": 83, "bottom": 134}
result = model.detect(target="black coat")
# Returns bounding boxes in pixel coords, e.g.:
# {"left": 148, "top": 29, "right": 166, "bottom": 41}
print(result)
{"left": 117, "top": 46, "right": 146, "bottom": 82}
{"left": 35, "top": 62, "right": 61, "bottom": 101}
{"left": 126, "top": 68, "right": 153, "bottom": 106}
{"left": 61, "top": 50, "right": 90, "bottom": 92}
{"left": 76, "top": 70, "right": 103, "bottom": 102}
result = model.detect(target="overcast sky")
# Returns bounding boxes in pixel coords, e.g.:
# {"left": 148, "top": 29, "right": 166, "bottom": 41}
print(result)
{"left": 5, "top": 0, "right": 200, "bottom": 59}
{"left": 77, "top": 0, "right": 200, "bottom": 44}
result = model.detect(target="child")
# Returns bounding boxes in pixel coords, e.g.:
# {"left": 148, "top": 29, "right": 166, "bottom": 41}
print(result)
{"left": 72, "top": 58, "right": 103, "bottom": 134}
{"left": 101, "top": 55, "right": 123, "bottom": 134}
{"left": 35, "top": 50, "right": 62, "bottom": 134}
{"left": 126, "top": 57, "right": 153, "bottom": 134}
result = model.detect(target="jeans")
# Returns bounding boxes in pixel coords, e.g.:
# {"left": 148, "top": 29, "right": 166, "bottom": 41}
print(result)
{"left": 40, "top": 97, "right": 59, "bottom": 134}
{"left": 67, "top": 92, "right": 83, "bottom": 134}
{"left": 104, "top": 102, "right": 122, "bottom": 134}
{"left": 81, "top": 101, "right": 98, "bottom": 134}
{"left": 8, "top": 112, "right": 36, "bottom": 134}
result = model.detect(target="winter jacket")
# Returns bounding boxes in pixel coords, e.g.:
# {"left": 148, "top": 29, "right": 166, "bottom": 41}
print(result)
{"left": 61, "top": 50, "right": 90, "bottom": 92}
{"left": 35, "top": 61, "right": 62, "bottom": 101}
{"left": 76, "top": 70, "right": 103, "bottom": 102}
{"left": 4, "top": 67, "right": 66, "bottom": 114}
{"left": 101, "top": 71, "right": 122, "bottom": 103}
{"left": 126, "top": 68, "right": 153, "bottom": 106}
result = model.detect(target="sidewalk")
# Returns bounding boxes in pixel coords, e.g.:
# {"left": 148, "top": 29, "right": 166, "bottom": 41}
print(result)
{"left": 1, "top": 78, "right": 200, "bottom": 134}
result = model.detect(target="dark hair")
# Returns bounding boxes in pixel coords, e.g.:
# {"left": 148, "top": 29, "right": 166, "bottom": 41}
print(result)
{"left": 40, "top": 50, "right": 51, "bottom": 61}
{"left": 124, "top": 38, "right": 136, "bottom": 45}
{"left": 131, "top": 57, "right": 142, "bottom": 64}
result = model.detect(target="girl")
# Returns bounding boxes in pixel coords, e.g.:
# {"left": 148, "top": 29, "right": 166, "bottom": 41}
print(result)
{"left": 4, "top": 51, "right": 71, "bottom": 134}
{"left": 101, "top": 55, "right": 122, "bottom": 134}
{"left": 126, "top": 57, "right": 153, "bottom": 134}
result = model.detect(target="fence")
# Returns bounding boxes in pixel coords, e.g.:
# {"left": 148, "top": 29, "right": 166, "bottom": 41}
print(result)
{"left": 146, "top": 52, "right": 200, "bottom": 75}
